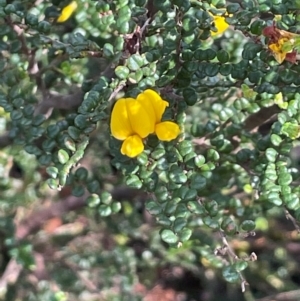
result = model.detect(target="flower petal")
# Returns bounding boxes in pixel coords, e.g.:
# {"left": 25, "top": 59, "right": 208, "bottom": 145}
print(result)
{"left": 155, "top": 121, "right": 180, "bottom": 141}
{"left": 125, "top": 97, "right": 154, "bottom": 138}
{"left": 269, "top": 42, "right": 286, "bottom": 64}
{"left": 121, "top": 135, "right": 144, "bottom": 157}
{"left": 285, "top": 52, "right": 297, "bottom": 64}
{"left": 137, "top": 89, "right": 169, "bottom": 123}
{"left": 57, "top": 1, "right": 78, "bottom": 23}
{"left": 110, "top": 98, "right": 134, "bottom": 140}
{"left": 211, "top": 15, "right": 229, "bottom": 36}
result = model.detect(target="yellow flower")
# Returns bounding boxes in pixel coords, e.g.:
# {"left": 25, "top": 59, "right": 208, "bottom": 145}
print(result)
{"left": 136, "top": 89, "right": 168, "bottom": 125}
{"left": 269, "top": 38, "right": 296, "bottom": 64}
{"left": 136, "top": 89, "right": 180, "bottom": 141}
{"left": 155, "top": 121, "right": 180, "bottom": 141}
{"left": 269, "top": 37, "right": 293, "bottom": 64}
{"left": 210, "top": 14, "right": 229, "bottom": 36}
{"left": 121, "top": 135, "right": 144, "bottom": 158}
{"left": 110, "top": 97, "right": 154, "bottom": 158}
{"left": 110, "top": 89, "right": 180, "bottom": 158}
{"left": 208, "top": 5, "right": 230, "bottom": 37}
{"left": 263, "top": 24, "right": 299, "bottom": 64}
{"left": 57, "top": 1, "right": 78, "bottom": 23}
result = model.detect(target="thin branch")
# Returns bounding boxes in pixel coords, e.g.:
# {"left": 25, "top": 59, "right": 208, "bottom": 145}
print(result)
{"left": 218, "top": 231, "right": 249, "bottom": 293}
{"left": 56, "top": 255, "right": 98, "bottom": 293}
{"left": 244, "top": 105, "right": 280, "bottom": 132}
{"left": 0, "top": 133, "right": 12, "bottom": 149}
{"left": 285, "top": 208, "right": 300, "bottom": 233}
{"left": 108, "top": 83, "right": 126, "bottom": 102}
{"left": 0, "top": 259, "right": 23, "bottom": 298}
{"left": 15, "top": 194, "right": 88, "bottom": 240}
{"left": 219, "top": 230, "right": 238, "bottom": 261}
{"left": 34, "top": 88, "right": 85, "bottom": 117}
{"left": 5, "top": 16, "right": 29, "bottom": 56}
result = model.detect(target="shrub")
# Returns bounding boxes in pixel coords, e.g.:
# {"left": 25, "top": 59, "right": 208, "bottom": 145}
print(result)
{"left": 1, "top": 0, "right": 300, "bottom": 300}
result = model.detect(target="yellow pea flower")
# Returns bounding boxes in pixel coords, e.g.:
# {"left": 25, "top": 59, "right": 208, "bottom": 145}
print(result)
{"left": 110, "top": 98, "right": 153, "bottom": 158}
{"left": 136, "top": 89, "right": 169, "bottom": 125}
{"left": 263, "top": 24, "right": 299, "bottom": 64}
{"left": 110, "top": 89, "right": 180, "bottom": 158}
{"left": 268, "top": 38, "right": 289, "bottom": 64}
{"left": 136, "top": 89, "right": 180, "bottom": 142}
{"left": 210, "top": 14, "right": 229, "bottom": 36}
{"left": 57, "top": 1, "right": 78, "bottom": 23}
{"left": 155, "top": 121, "right": 181, "bottom": 141}
{"left": 120, "top": 135, "right": 144, "bottom": 158}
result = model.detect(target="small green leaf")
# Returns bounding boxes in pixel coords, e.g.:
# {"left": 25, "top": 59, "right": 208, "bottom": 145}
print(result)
{"left": 265, "top": 148, "right": 278, "bottom": 163}
{"left": 183, "top": 87, "right": 198, "bottom": 106}
{"left": 98, "top": 204, "right": 112, "bottom": 216}
{"left": 222, "top": 265, "right": 240, "bottom": 283}
{"left": 178, "top": 140, "right": 193, "bottom": 157}
{"left": 178, "top": 227, "right": 192, "bottom": 242}
{"left": 100, "top": 191, "right": 112, "bottom": 205}
{"left": 190, "top": 174, "right": 207, "bottom": 190}
{"left": 115, "top": 66, "right": 130, "bottom": 79}
{"left": 161, "top": 229, "right": 178, "bottom": 244}
{"left": 226, "top": 3, "right": 240, "bottom": 13}
{"left": 242, "top": 42, "right": 262, "bottom": 60}
{"left": 281, "top": 122, "right": 300, "bottom": 139}
{"left": 194, "top": 155, "right": 205, "bottom": 167}
{"left": 234, "top": 261, "right": 248, "bottom": 272}
{"left": 221, "top": 217, "right": 237, "bottom": 235}
{"left": 47, "top": 178, "right": 59, "bottom": 190}
{"left": 57, "top": 149, "right": 69, "bottom": 164}
{"left": 217, "top": 49, "right": 230, "bottom": 63}
{"left": 219, "top": 64, "right": 232, "bottom": 76}
{"left": 46, "top": 166, "right": 59, "bottom": 179}
{"left": 146, "top": 201, "right": 162, "bottom": 215}
{"left": 240, "top": 220, "right": 256, "bottom": 231}
{"left": 125, "top": 175, "right": 143, "bottom": 188}
{"left": 169, "top": 170, "right": 188, "bottom": 184}
{"left": 278, "top": 172, "right": 293, "bottom": 186}
{"left": 111, "top": 202, "right": 121, "bottom": 213}
{"left": 38, "top": 20, "right": 51, "bottom": 33}
{"left": 127, "top": 54, "right": 145, "bottom": 71}
{"left": 87, "top": 194, "right": 101, "bottom": 207}
{"left": 173, "top": 217, "right": 187, "bottom": 232}
{"left": 75, "top": 167, "right": 88, "bottom": 181}
{"left": 64, "top": 137, "right": 76, "bottom": 152}
{"left": 68, "top": 126, "right": 81, "bottom": 140}
{"left": 87, "top": 180, "right": 100, "bottom": 193}
{"left": 203, "top": 216, "right": 219, "bottom": 229}
{"left": 205, "top": 200, "right": 219, "bottom": 217}
{"left": 72, "top": 185, "right": 85, "bottom": 197}
{"left": 25, "top": 13, "right": 38, "bottom": 25}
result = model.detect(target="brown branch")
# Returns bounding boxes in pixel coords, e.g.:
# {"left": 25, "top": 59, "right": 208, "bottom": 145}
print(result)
{"left": 244, "top": 105, "right": 280, "bottom": 132}
{"left": 108, "top": 83, "right": 126, "bottom": 102}
{"left": 56, "top": 255, "right": 98, "bottom": 292}
{"left": 219, "top": 230, "right": 238, "bottom": 261}
{"left": 0, "top": 259, "right": 23, "bottom": 298}
{"left": 15, "top": 194, "right": 87, "bottom": 240}
{"left": 0, "top": 133, "right": 12, "bottom": 149}
{"left": 5, "top": 16, "right": 29, "bottom": 56}
{"left": 218, "top": 231, "right": 249, "bottom": 293}
{"left": 34, "top": 88, "right": 85, "bottom": 117}
{"left": 285, "top": 208, "right": 300, "bottom": 234}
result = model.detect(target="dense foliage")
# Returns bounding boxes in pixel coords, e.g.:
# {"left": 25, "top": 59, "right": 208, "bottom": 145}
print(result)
{"left": 1, "top": 0, "right": 300, "bottom": 300}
